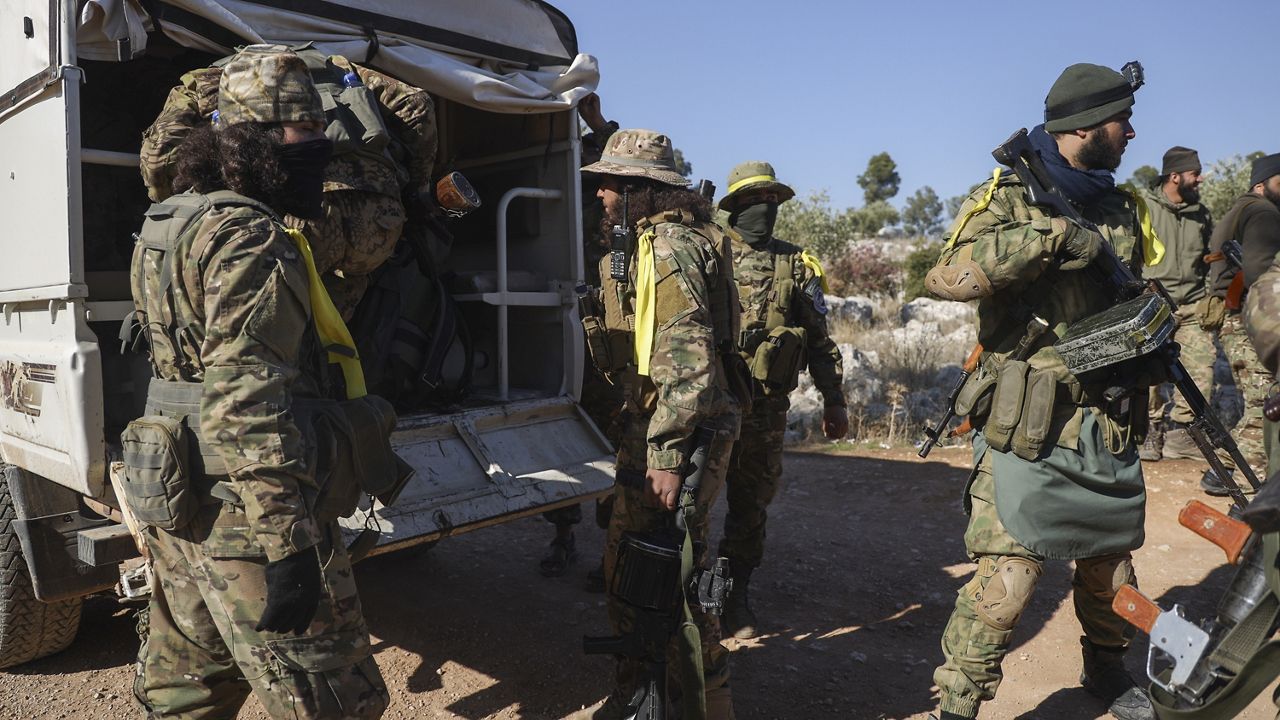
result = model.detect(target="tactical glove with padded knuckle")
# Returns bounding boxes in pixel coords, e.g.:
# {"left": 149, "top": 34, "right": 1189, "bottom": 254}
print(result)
{"left": 1057, "top": 222, "right": 1103, "bottom": 271}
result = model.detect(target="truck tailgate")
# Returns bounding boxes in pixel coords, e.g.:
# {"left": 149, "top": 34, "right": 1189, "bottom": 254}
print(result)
{"left": 341, "top": 396, "right": 614, "bottom": 554}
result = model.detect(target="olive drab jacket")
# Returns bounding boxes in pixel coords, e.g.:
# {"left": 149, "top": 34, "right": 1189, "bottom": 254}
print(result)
{"left": 1138, "top": 186, "right": 1213, "bottom": 306}
{"left": 130, "top": 191, "right": 327, "bottom": 561}
{"left": 727, "top": 230, "right": 845, "bottom": 406}
{"left": 936, "top": 171, "right": 1149, "bottom": 453}
{"left": 599, "top": 211, "right": 742, "bottom": 471}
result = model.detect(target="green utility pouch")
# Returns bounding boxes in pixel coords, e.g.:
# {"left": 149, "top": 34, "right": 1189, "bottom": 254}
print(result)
{"left": 1011, "top": 368, "right": 1057, "bottom": 461}
{"left": 120, "top": 415, "right": 198, "bottom": 531}
{"left": 955, "top": 363, "right": 997, "bottom": 425}
{"left": 984, "top": 360, "right": 1029, "bottom": 453}
{"left": 751, "top": 325, "right": 807, "bottom": 395}
{"left": 581, "top": 314, "right": 631, "bottom": 375}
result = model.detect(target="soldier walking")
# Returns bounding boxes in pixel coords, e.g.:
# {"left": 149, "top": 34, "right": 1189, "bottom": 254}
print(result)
{"left": 715, "top": 161, "right": 848, "bottom": 639}
{"left": 924, "top": 63, "right": 1157, "bottom": 720}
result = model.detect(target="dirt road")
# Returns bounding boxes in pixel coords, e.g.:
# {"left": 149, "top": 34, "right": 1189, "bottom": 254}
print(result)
{"left": 0, "top": 446, "right": 1273, "bottom": 719}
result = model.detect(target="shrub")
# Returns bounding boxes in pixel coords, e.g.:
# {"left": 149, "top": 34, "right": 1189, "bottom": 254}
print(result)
{"left": 826, "top": 244, "right": 901, "bottom": 297}
{"left": 902, "top": 241, "right": 944, "bottom": 302}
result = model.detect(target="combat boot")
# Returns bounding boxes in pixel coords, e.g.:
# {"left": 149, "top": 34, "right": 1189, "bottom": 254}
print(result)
{"left": 1201, "top": 468, "right": 1234, "bottom": 497}
{"left": 722, "top": 562, "right": 758, "bottom": 639}
{"left": 1138, "top": 423, "right": 1162, "bottom": 462}
{"left": 1161, "top": 423, "right": 1199, "bottom": 460}
{"left": 1079, "top": 637, "right": 1155, "bottom": 720}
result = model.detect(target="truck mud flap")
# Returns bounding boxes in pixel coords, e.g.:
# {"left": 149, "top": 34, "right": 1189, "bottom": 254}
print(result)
{"left": 340, "top": 396, "right": 615, "bottom": 556}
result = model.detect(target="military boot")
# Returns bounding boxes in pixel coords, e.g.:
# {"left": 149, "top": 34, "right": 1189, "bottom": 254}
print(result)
{"left": 1200, "top": 468, "right": 1234, "bottom": 497}
{"left": 722, "top": 562, "right": 758, "bottom": 640}
{"left": 1161, "top": 423, "right": 1199, "bottom": 460}
{"left": 1079, "top": 637, "right": 1155, "bottom": 720}
{"left": 1139, "top": 423, "right": 1163, "bottom": 462}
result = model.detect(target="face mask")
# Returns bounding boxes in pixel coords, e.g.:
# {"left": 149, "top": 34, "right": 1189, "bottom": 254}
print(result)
{"left": 731, "top": 202, "right": 778, "bottom": 245}
{"left": 275, "top": 138, "right": 333, "bottom": 219}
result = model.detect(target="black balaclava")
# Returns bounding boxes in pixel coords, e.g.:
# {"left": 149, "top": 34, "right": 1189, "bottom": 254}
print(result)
{"left": 275, "top": 138, "right": 333, "bottom": 219}
{"left": 732, "top": 202, "right": 778, "bottom": 246}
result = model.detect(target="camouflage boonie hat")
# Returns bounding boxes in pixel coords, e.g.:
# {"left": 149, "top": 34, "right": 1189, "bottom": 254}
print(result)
{"left": 217, "top": 45, "right": 324, "bottom": 126}
{"left": 580, "top": 129, "right": 690, "bottom": 187}
{"left": 718, "top": 160, "right": 796, "bottom": 211}
{"left": 1044, "top": 63, "right": 1135, "bottom": 133}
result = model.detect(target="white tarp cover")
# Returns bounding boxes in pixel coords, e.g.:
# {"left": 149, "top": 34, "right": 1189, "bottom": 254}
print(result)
{"left": 77, "top": 0, "right": 598, "bottom": 113}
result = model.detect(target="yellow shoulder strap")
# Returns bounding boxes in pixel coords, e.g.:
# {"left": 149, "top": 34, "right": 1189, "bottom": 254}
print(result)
{"left": 945, "top": 168, "right": 1003, "bottom": 250}
{"left": 798, "top": 249, "right": 829, "bottom": 294}
{"left": 633, "top": 229, "right": 658, "bottom": 376}
{"left": 284, "top": 228, "right": 367, "bottom": 399}
{"left": 1119, "top": 183, "right": 1166, "bottom": 267}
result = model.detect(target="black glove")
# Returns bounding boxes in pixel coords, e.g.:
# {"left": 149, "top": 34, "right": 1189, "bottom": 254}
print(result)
{"left": 1058, "top": 223, "right": 1103, "bottom": 271}
{"left": 256, "top": 547, "right": 323, "bottom": 635}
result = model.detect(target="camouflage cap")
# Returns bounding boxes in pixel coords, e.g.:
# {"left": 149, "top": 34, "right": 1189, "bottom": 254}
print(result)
{"left": 580, "top": 129, "right": 690, "bottom": 187}
{"left": 1044, "top": 63, "right": 1135, "bottom": 133}
{"left": 216, "top": 45, "right": 324, "bottom": 126}
{"left": 718, "top": 160, "right": 795, "bottom": 211}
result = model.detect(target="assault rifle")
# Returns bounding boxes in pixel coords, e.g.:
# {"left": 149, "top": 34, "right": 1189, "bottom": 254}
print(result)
{"left": 992, "top": 128, "right": 1264, "bottom": 517}
{"left": 1113, "top": 501, "right": 1280, "bottom": 715}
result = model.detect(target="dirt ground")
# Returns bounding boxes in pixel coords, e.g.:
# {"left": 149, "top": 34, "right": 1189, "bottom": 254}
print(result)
{"left": 1, "top": 446, "right": 1275, "bottom": 719}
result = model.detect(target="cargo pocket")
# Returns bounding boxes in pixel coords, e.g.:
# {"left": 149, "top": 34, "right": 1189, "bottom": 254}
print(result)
{"left": 983, "top": 360, "right": 1028, "bottom": 453}
{"left": 246, "top": 261, "right": 311, "bottom": 360}
{"left": 266, "top": 630, "right": 388, "bottom": 720}
{"left": 120, "top": 416, "right": 197, "bottom": 531}
{"left": 1011, "top": 368, "right": 1057, "bottom": 461}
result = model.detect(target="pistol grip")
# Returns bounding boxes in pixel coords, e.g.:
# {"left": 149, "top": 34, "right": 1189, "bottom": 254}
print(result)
{"left": 1113, "top": 584, "right": 1160, "bottom": 634}
{"left": 1179, "top": 500, "right": 1252, "bottom": 564}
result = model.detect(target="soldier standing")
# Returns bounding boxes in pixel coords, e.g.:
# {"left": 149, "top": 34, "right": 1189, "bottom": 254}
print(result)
{"left": 924, "top": 63, "right": 1157, "bottom": 720}
{"left": 576, "top": 129, "right": 742, "bottom": 719}
{"left": 126, "top": 46, "right": 390, "bottom": 718}
{"left": 1136, "top": 147, "right": 1217, "bottom": 463}
{"left": 715, "top": 161, "right": 848, "bottom": 639}
{"left": 1205, "top": 153, "right": 1280, "bottom": 490}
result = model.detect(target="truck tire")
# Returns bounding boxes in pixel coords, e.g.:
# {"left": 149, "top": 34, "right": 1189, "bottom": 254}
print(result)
{"left": 0, "top": 467, "right": 83, "bottom": 669}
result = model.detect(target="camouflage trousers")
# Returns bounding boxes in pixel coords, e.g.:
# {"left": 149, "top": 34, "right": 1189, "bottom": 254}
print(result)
{"left": 287, "top": 190, "right": 406, "bottom": 320}
{"left": 134, "top": 502, "right": 387, "bottom": 720}
{"left": 1149, "top": 306, "right": 1218, "bottom": 426}
{"left": 604, "top": 413, "right": 738, "bottom": 702}
{"left": 1218, "top": 313, "right": 1280, "bottom": 477}
{"left": 933, "top": 453, "right": 1137, "bottom": 719}
{"left": 718, "top": 396, "right": 788, "bottom": 568}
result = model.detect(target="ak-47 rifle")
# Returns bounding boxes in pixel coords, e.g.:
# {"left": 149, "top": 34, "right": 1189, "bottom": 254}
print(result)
{"left": 1114, "top": 501, "right": 1280, "bottom": 716}
{"left": 1204, "top": 239, "right": 1246, "bottom": 312}
{"left": 991, "top": 128, "right": 1264, "bottom": 517}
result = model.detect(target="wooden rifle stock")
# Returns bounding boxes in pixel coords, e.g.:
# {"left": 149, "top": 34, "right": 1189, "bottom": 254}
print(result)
{"left": 1112, "top": 584, "right": 1160, "bottom": 634}
{"left": 1179, "top": 500, "right": 1253, "bottom": 565}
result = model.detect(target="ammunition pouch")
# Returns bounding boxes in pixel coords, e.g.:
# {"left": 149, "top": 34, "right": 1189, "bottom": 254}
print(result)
{"left": 984, "top": 360, "right": 1028, "bottom": 453}
{"left": 141, "top": 379, "right": 410, "bottom": 525}
{"left": 581, "top": 313, "right": 632, "bottom": 376}
{"left": 119, "top": 415, "right": 199, "bottom": 531}
{"left": 1012, "top": 368, "right": 1057, "bottom": 461}
{"left": 954, "top": 362, "right": 997, "bottom": 425}
{"left": 1197, "top": 294, "right": 1226, "bottom": 331}
{"left": 750, "top": 325, "right": 807, "bottom": 395}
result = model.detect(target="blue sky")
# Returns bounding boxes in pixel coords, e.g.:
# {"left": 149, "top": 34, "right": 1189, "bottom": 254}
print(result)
{"left": 555, "top": 0, "right": 1279, "bottom": 213}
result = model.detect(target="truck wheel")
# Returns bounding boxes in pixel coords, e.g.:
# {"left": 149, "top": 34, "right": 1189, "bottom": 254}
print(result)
{"left": 0, "top": 467, "right": 82, "bottom": 669}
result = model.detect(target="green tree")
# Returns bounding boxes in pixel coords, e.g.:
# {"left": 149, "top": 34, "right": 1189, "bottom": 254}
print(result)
{"left": 857, "top": 152, "right": 901, "bottom": 205}
{"left": 845, "top": 200, "right": 900, "bottom": 238}
{"left": 1201, "top": 152, "right": 1265, "bottom": 219}
{"left": 672, "top": 148, "right": 693, "bottom": 178}
{"left": 774, "top": 190, "right": 856, "bottom": 261}
{"left": 945, "top": 194, "right": 967, "bottom": 220}
{"left": 1126, "top": 165, "right": 1160, "bottom": 190}
{"left": 901, "top": 186, "right": 944, "bottom": 237}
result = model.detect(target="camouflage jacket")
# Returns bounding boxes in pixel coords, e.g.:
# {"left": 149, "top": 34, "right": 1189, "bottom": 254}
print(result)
{"left": 602, "top": 216, "right": 741, "bottom": 470}
{"left": 140, "top": 55, "right": 436, "bottom": 203}
{"left": 727, "top": 230, "right": 845, "bottom": 405}
{"left": 1246, "top": 260, "right": 1280, "bottom": 378}
{"left": 937, "top": 171, "right": 1145, "bottom": 447}
{"left": 131, "top": 192, "right": 326, "bottom": 561}
{"left": 1138, "top": 186, "right": 1213, "bottom": 306}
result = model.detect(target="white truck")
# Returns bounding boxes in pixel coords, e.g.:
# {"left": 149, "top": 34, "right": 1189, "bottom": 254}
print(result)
{"left": 0, "top": 0, "right": 613, "bottom": 668}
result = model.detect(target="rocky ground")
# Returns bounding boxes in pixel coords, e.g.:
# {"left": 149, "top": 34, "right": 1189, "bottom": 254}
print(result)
{"left": 0, "top": 446, "right": 1274, "bottom": 719}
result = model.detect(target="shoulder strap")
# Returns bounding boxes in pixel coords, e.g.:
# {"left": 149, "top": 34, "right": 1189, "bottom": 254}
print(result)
{"left": 945, "top": 168, "right": 1004, "bottom": 250}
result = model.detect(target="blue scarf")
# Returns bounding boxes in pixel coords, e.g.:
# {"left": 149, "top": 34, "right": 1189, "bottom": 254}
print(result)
{"left": 1028, "top": 124, "right": 1115, "bottom": 207}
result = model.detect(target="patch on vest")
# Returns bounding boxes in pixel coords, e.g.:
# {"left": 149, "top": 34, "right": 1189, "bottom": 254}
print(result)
{"left": 811, "top": 287, "right": 828, "bottom": 316}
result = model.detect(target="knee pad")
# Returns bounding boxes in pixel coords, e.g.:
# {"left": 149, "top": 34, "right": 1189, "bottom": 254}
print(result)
{"left": 975, "top": 556, "right": 1042, "bottom": 631}
{"left": 1076, "top": 553, "right": 1135, "bottom": 594}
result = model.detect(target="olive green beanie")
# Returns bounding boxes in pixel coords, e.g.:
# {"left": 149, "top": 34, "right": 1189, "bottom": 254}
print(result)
{"left": 1043, "top": 63, "right": 1135, "bottom": 133}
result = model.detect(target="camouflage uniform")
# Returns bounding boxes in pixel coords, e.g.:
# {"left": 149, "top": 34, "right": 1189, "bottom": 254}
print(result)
{"left": 1245, "top": 261, "right": 1280, "bottom": 476}
{"left": 714, "top": 162, "right": 844, "bottom": 613}
{"left": 1135, "top": 183, "right": 1215, "bottom": 432}
{"left": 140, "top": 48, "right": 437, "bottom": 319}
{"left": 924, "top": 64, "right": 1154, "bottom": 720}
{"left": 129, "top": 47, "right": 387, "bottom": 719}
{"left": 1209, "top": 184, "right": 1280, "bottom": 477}
{"left": 582, "top": 129, "right": 742, "bottom": 717}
